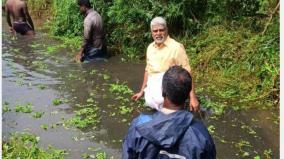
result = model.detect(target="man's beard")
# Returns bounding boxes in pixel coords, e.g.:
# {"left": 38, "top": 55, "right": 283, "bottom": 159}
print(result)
{"left": 155, "top": 36, "right": 165, "bottom": 44}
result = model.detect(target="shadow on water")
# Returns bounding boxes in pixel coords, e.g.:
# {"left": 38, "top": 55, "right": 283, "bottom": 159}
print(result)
{"left": 2, "top": 19, "right": 279, "bottom": 158}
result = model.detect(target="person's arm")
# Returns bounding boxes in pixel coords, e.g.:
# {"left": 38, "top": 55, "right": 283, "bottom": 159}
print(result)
{"left": 75, "top": 47, "right": 84, "bottom": 62}
{"left": 131, "top": 71, "right": 148, "bottom": 101}
{"left": 6, "top": 9, "right": 12, "bottom": 27}
{"left": 176, "top": 44, "right": 200, "bottom": 112}
{"left": 5, "top": 5, "right": 14, "bottom": 33}
{"left": 188, "top": 72, "right": 200, "bottom": 112}
{"left": 75, "top": 15, "right": 92, "bottom": 62}
{"left": 23, "top": 3, "right": 34, "bottom": 30}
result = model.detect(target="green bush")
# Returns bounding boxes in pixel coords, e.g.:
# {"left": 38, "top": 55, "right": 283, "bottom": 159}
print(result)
{"left": 50, "top": 0, "right": 83, "bottom": 37}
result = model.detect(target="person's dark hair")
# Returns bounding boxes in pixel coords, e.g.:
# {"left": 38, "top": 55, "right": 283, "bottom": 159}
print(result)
{"left": 77, "top": 0, "right": 92, "bottom": 8}
{"left": 162, "top": 66, "right": 192, "bottom": 106}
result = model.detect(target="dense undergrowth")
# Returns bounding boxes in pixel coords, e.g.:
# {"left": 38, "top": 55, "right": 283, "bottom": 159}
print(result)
{"left": 25, "top": 0, "right": 279, "bottom": 114}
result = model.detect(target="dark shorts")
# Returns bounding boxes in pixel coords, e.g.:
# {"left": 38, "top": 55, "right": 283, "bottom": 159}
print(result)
{"left": 12, "top": 22, "right": 33, "bottom": 35}
{"left": 80, "top": 46, "right": 105, "bottom": 62}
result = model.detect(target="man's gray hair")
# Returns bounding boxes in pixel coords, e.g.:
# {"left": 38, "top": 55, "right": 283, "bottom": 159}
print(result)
{"left": 150, "top": 17, "right": 167, "bottom": 30}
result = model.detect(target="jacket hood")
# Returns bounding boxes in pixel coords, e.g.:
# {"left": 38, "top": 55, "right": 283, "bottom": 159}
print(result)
{"left": 136, "top": 110, "right": 193, "bottom": 148}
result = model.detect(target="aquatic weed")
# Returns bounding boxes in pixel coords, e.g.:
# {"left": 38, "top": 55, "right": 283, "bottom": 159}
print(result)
{"left": 90, "top": 69, "right": 98, "bottom": 75}
{"left": 264, "top": 149, "right": 272, "bottom": 159}
{"left": 3, "top": 102, "right": 11, "bottom": 113}
{"left": 96, "top": 151, "right": 107, "bottom": 159}
{"left": 40, "top": 124, "right": 49, "bottom": 130}
{"left": 67, "top": 107, "right": 100, "bottom": 129}
{"left": 199, "top": 96, "right": 225, "bottom": 116}
{"left": 103, "top": 74, "right": 110, "bottom": 80}
{"left": 254, "top": 155, "right": 261, "bottom": 159}
{"left": 37, "top": 84, "right": 46, "bottom": 90}
{"left": 207, "top": 125, "right": 215, "bottom": 134}
{"left": 119, "top": 106, "right": 133, "bottom": 115}
{"left": 235, "top": 139, "right": 254, "bottom": 158}
{"left": 109, "top": 82, "right": 133, "bottom": 95}
{"left": 14, "top": 103, "right": 33, "bottom": 113}
{"left": 240, "top": 124, "right": 257, "bottom": 135}
{"left": 16, "top": 79, "right": 25, "bottom": 86}
{"left": 29, "top": 43, "right": 44, "bottom": 49}
{"left": 45, "top": 44, "right": 66, "bottom": 55}
{"left": 52, "top": 98, "right": 69, "bottom": 106}
{"left": 33, "top": 111, "right": 45, "bottom": 118}
{"left": 31, "top": 61, "right": 47, "bottom": 70}
{"left": 2, "top": 132, "right": 66, "bottom": 159}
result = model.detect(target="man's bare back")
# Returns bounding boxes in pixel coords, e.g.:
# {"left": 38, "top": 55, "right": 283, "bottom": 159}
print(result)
{"left": 5, "top": 0, "right": 35, "bottom": 35}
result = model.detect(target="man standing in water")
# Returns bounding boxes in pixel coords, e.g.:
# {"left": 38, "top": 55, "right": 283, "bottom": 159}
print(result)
{"left": 5, "top": 0, "right": 35, "bottom": 35}
{"left": 75, "top": 0, "right": 106, "bottom": 62}
{"left": 132, "top": 17, "right": 199, "bottom": 112}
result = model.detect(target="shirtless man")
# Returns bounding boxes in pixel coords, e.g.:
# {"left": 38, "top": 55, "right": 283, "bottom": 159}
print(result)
{"left": 5, "top": 0, "right": 35, "bottom": 35}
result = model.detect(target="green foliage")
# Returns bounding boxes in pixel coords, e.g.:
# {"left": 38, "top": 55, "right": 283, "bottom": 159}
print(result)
{"left": 225, "top": 0, "right": 260, "bottom": 17}
{"left": 190, "top": 14, "right": 279, "bottom": 110}
{"left": 49, "top": 0, "right": 83, "bottom": 37}
{"left": 28, "top": 0, "right": 51, "bottom": 16}
{"left": 3, "top": 132, "right": 66, "bottom": 159}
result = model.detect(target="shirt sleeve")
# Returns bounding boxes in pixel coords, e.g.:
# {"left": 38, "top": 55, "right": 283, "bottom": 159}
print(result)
{"left": 175, "top": 44, "right": 191, "bottom": 73}
{"left": 82, "top": 17, "right": 92, "bottom": 48}
{"left": 145, "top": 45, "right": 151, "bottom": 72}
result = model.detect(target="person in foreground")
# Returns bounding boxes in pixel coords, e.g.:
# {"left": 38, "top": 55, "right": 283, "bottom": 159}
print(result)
{"left": 75, "top": 0, "right": 106, "bottom": 62}
{"left": 123, "top": 66, "right": 216, "bottom": 159}
{"left": 131, "top": 17, "right": 199, "bottom": 112}
{"left": 5, "top": 0, "right": 35, "bottom": 35}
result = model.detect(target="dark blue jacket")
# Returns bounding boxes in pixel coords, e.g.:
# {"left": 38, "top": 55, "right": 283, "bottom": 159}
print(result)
{"left": 122, "top": 110, "right": 216, "bottom": 159}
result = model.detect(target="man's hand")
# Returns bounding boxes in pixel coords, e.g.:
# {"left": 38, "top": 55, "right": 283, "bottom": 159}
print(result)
{"left": 189, "top": 96, "right": 200, "bottom": 112}
{"left": 131, "top": 91, "right": 143, "bottom": 101}
{"left": 75, "top": 52, "right": 82, "bottom": 62}
{"left": 9, "top": 27, "right": 15, "bottom": 33}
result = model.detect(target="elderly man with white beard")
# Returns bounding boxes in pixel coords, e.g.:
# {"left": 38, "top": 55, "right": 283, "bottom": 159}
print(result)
{"left": 131, "top": 17, "right": 200, "bottom": 112}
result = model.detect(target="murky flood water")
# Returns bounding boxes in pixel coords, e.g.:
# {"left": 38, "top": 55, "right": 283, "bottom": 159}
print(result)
{"left": 2, "top": 20, "right": 279, "bottom": 159}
